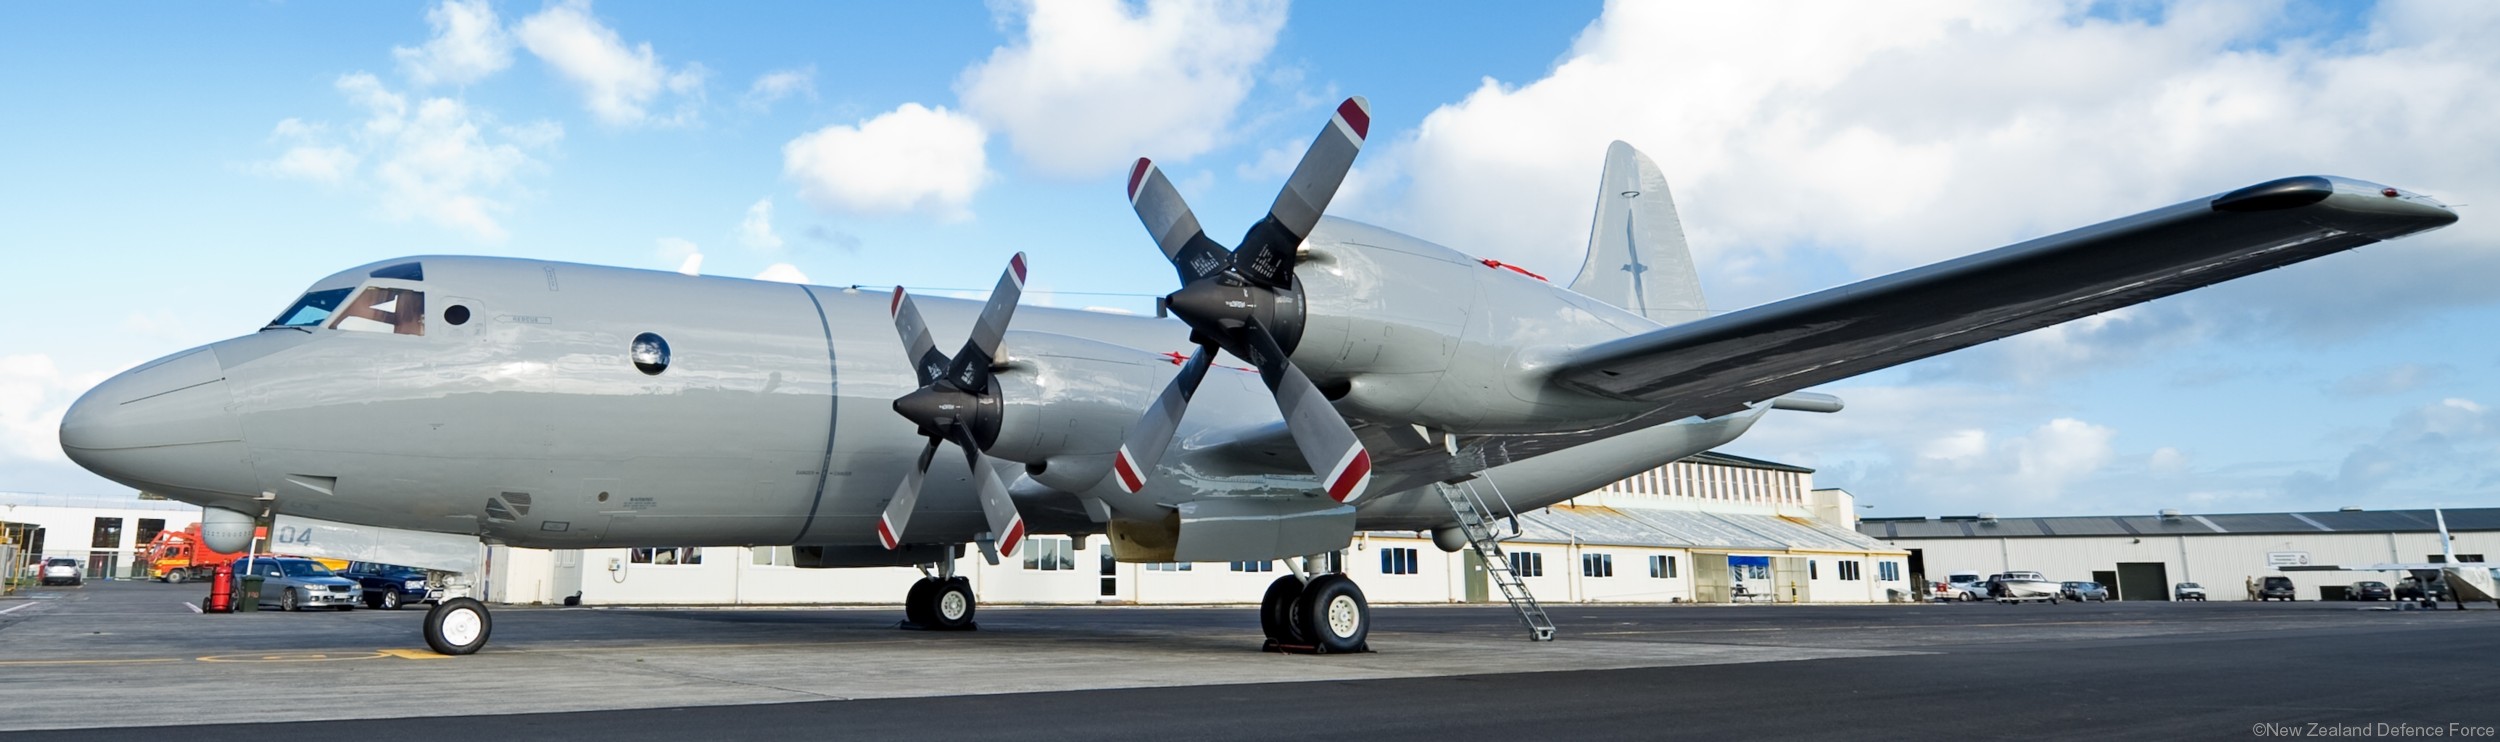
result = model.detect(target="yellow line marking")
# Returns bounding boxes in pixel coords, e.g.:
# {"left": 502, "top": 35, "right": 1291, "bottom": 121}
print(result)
{"left": 197, "top": 651, "right": 387, "bottom": 663}
{"left": 380, "top": 649, "right": 453, "bottom": 660}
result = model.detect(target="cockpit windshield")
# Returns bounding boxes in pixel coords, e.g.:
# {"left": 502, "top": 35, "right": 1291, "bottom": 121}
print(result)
{"left": 268, "top": 288, "right": 355, "bottom": 328}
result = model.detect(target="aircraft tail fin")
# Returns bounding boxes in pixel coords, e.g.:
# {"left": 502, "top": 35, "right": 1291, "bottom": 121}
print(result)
{"left": 1569, "top": 141, "right": 1709, "bottom": 326}
{"left": 2438, "top": 508, "right": 2457, "bottom": 563}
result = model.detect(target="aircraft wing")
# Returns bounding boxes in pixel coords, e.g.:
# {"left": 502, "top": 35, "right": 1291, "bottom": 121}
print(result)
{"left": 1545, "top": 176, "right": 2458, "bottom": 415}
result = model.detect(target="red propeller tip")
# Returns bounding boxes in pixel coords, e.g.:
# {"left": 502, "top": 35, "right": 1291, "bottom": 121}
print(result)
{"left": 1009, "top": 253, "right": 1027, "bottom": 284}
{"left": 1128, "top": 158, "right": 1153, "bottom": 201}
{"left": 876, "top": 519, "right": 898, "bottom": 550}
{"left": 1335, "top": 98, "right": 1370, "bottom": 141}
{"left": 1112, "top": 448, "right": 1146, "bottom": 493}
{"left": 1326, "top": 449, "right": 1372, "bottom": 503}
{"left": 889, "top": 286, "right": 905, "bottom": 316}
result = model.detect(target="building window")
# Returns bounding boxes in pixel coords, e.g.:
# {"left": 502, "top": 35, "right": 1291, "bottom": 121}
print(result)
{"left": 1648, "top": 554, "right": 1678, "bottom": 579}
{"left": 1509, "top": 551, "right": 1544, "bottom": 578}
{"left": 630, "top": 547, "right": 702, "bottom": 565}
{"left": 1230, "top": 560, "right": 1274, "bottom": 572}
{"left": 1809, "top": 560, "right": 1818, "bottom": 580}
{"left": 1145, "top": 562, "right": 1193, "bottom": 572}
{"left": 1379, "top": 548, "right": 1420, "bottom": 575}
{"left": 1022, "top": 537, "right": 1075, "bottom": 571}
{"left": 90, "top": 518, "right": 124, "bottom": 549}
{"left": 751, "top": 546, "right": 794, "bottom": 567}
{"left": 1839, "top": 561, "right": 1862, "bottom": 581}
{"left": 134, "top": 519, "right": 166, "bottom": 548}
{"left": 1878, "top": 561, "right": 1900, "bottom": 581}
{"left": 1582, "top": 553, "right": 1614, "bottom": 578}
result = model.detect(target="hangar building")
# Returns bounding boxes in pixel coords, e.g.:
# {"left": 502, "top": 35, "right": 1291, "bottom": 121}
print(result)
{"left": 1857, "top": 508, "right": 2500, "bottom": 601}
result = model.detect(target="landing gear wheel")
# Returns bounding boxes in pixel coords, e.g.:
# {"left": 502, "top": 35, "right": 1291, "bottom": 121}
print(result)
{"left": 928, "top": 577, "right": 977, "bottom": 630}
{"left": 1294, "top": 574, "right": 1369, "bottom": 654}
{"left": 424, "top": 598, "right": 492, "bottom": 655}
{"left": 1260, "top": 575, "right": 1306, "bottom": 644}
{"left": 904, "top": 578, "right": 938, "bottom": 627}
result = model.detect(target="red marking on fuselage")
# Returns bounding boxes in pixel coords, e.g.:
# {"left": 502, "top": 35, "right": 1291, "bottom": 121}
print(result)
{"left": 1479, "top": 259, "right": 1548, "bottom": 282}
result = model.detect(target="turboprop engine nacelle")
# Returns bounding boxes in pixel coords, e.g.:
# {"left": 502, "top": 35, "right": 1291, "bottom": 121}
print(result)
{"left": 1286, "top": 220, "right": 1656, "bottom": 435}
{"left": 988, "top": 331, "right": 1164, "bottom": 490}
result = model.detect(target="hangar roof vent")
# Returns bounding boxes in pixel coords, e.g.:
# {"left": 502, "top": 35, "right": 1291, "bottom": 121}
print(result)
{"left": 2159, "top": 508, "right": 2182, "bottom": 521}
{"left": 2340, "top": 506, "right": 2363, "bottom": 512}
{"left": 1977, "top": 512, "right": 1997, "bottom": 524}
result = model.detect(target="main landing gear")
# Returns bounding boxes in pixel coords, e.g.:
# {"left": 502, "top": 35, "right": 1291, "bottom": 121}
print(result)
{"left": 902, "top": 559, "right": 978, "bottom": 631}
{"left": 1258, "top": 555, "right": 1370, "bottom": 654}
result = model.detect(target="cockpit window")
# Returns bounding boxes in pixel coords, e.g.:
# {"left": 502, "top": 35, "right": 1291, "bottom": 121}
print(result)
{"left": 368, "top": 262, "right": 424, "bottom": 281}
{"left": 330, "top": 286, "right": 427, "bottom": 336}
{"left": 269, "top": 288, "right": 355, "bottom": 328}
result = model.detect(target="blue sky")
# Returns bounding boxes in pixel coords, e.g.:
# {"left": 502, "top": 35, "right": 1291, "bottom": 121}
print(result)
{"left": 4, "top": 0, "right": 2497, "bottom": 519}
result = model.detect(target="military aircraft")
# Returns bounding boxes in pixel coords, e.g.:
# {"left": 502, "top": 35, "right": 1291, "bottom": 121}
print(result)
{"left": 59, "top": 97, "right": 2459, "bottom": 655}
{"left": 2284, "top": 509, "right": 2497, "bottom": 610}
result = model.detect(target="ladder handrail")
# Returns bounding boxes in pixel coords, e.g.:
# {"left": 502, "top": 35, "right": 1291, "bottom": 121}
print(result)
{"left": 1436, "top": 482, "right": 1555, "bottom": 642}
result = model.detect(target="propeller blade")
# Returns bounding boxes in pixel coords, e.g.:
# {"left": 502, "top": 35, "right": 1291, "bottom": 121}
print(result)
{"left": 968, "top": 447, "right": 1027, "bottom": 559}
{"left": 1234, "top": 96, "right": 1369, "bottom": 288}
{"left": 1111, "top": 345, "right": 1217, "bottom": 493}
{"left": 1240, "top": 323, "right": 1371, "bottom": 504}
{"left": 878, "top": 439, "right": 942, "bottom": 549}
{"left": 943, "top": 253, "right": 1027, "bottom": 392}
{"left": 1127, "top": 158, "right": 1235, "bottom": 285}
{"left": 890, "top": 288, "right": 950, "bottom": 387}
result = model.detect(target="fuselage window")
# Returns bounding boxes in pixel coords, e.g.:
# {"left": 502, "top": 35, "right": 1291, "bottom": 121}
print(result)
{"left": 330, "top": 287, "right": 426, "bottom": 336}
{"left": 269, "top": 288, "right": 355, "bottom": 328}
{"left": 367, "top": 262, "right": 424, "bottom": 281}
{"left": 445, "top": 305, "right": 471, "bottom": 325}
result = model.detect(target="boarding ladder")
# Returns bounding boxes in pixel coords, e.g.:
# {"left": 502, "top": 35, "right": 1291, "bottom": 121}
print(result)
{"left": 1435, "top": 481, "right": 1555, "bottom": 641}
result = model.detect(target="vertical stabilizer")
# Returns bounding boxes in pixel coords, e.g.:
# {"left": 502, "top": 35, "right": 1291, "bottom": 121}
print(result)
{"left": 1569, "top": 141, "right": 1709, "bottom": 326}
{"left": 2438, "top": 508, "right": 2457, "bottom": 563}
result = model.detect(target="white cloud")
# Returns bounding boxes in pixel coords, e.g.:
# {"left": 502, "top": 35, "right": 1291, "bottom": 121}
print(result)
{"left": 394, "top": 0, "right": 514, "bottom": 87}
{"left": 2330, "top": 362, "right": 2454, "bottom": 396}
{"left": 657, "top": 237, "right": 702, "bottom": 275}
{"left": 515, "top": 0, "right": 706, "bottom": 126}
{"left": 743, "top": 66, "right": 816, "bottom": 110}
{"left": 753, "top": 263, "right": 810, "bottom": 284}
{"left": 258, "top": 73, "right": 560, "bottom": 242}
{"left": 1727, "top": 384, "right": 2114, "bottom": 512}
{"left": 783, "top": 103, "right": 989, "bottom": 218}
{"left": 739, "top": 198, "right": 783, "bottom": 250}
{"left": 1355, "top": 2, "right": 2500, "bottom": 339}
{"left": 2287, "top": 396, "right": 2500, "bottom": 502}
{"left": 2149, "top": 447, "right": 2190, "bottom": 476}
{"left": 0, "top": 354, "right": 109, "bottom": 463}
{"left": 958, "top": 0, "right": 1287, "bottom": 177}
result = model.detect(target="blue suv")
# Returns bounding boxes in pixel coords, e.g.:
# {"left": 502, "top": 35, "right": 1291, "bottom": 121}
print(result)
{"left": 342, "top": 562, "right": 436, "bottom": 610}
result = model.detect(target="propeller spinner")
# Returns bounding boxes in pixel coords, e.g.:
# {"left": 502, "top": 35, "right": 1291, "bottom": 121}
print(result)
{"left": 1113, "top": 97, "right": 1374, "bottom": 504}
{"left": 880, "top": 254, "right": 1030, "bottom": 562}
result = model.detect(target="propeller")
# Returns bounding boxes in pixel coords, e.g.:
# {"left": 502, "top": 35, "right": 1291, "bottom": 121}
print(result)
{"left": 1112, "top": 97, "right": 1374, "bottom": 504}
{"left": 878, "top": 254, "right": 1030, "bottom": 562}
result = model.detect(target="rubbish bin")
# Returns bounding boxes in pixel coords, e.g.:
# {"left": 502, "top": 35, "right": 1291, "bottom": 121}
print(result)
{"left": 237, "top": 575, "right": 264, "bottom": 613}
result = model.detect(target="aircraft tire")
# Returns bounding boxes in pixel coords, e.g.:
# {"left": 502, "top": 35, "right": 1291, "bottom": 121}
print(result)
{"left": 904, "top": 578, "right": 938, "bottom": 627}
{"left": 926, "top": 577, "right": 976, "bottom": 631}
{"left": 1296, "top": 574, "right": 1368, "bottom": 654}
{"left": 1259, "top": 575, "right": 1305, "bottom": 644}
{"left": 424, "top": 598, "right": 493, "bottom": 655}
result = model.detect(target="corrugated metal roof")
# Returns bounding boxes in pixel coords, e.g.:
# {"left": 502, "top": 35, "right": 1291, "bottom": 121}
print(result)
{"left": 1858, "top": 507, "right": 2500, "bottom": 540}
{"left": 1493, "top": 505, "right": 1899, "bottom": 554}
{"left": 1683, "top": 451, "right": 1816, "bottom": 475}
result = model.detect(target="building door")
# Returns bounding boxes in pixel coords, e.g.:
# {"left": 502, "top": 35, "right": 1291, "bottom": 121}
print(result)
{"left": 1773, "top": 557, "right": 1810, "bottom": 603}
{"left": 1463, "top": 550, "right": 1489, "bottom": 603}
{"left": 2115, "top": 562, "right": 2170, "bottom": 601}
{"left": 1696, "top": 555, "right": 1732, "bottom": 603}
{"left": 87, "top": 553, "right": 117, "bottom": 581}
{"left": 1099, "top": 547, "right": 1118, "bottom": 599}
{"left": 2092, "top": 570, "right": 2118, "bottom": 600}
{"left": 551, "top": 550, "right": 583, "bottom": 605}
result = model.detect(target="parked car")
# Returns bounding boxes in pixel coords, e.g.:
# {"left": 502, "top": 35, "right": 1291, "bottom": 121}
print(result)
{"left": 2174, "top": 582, "right": 2207, "bottom": 601}
{"left": 2258, "top": 575, "right": 2297, "bottom": 601}
{"left": 2394, "top": 576, "right": 2451, "bottom": 601}
{"left": 237, "top": 557, "right": 361, "bottom": 611}
{"left": 1934, "top": 573, "right": 1986, "bottom": 602}
{"left": 342, "top": 562, "right": 435, "bottom": 610}
{"left": 2344, "top": 581, "right": 2392, "bottom": 601}
{"left": 2060, "top": 581, "right": 2111, "bottom": 602}
{"left": 39, "top": 557, "right": 83, "bottom": 586}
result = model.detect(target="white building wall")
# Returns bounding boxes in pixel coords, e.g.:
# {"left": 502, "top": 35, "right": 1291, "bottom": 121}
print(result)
{"left": 1890, "top": 530, "right": 2499, "bottom": 601}
{"left": 1, "top": 501, "right": 201, "bottom": 579}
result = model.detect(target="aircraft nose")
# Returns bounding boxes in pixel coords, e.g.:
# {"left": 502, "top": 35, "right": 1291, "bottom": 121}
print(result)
{"left": 58, "top": 347, "right": 259, "bottom": 497}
